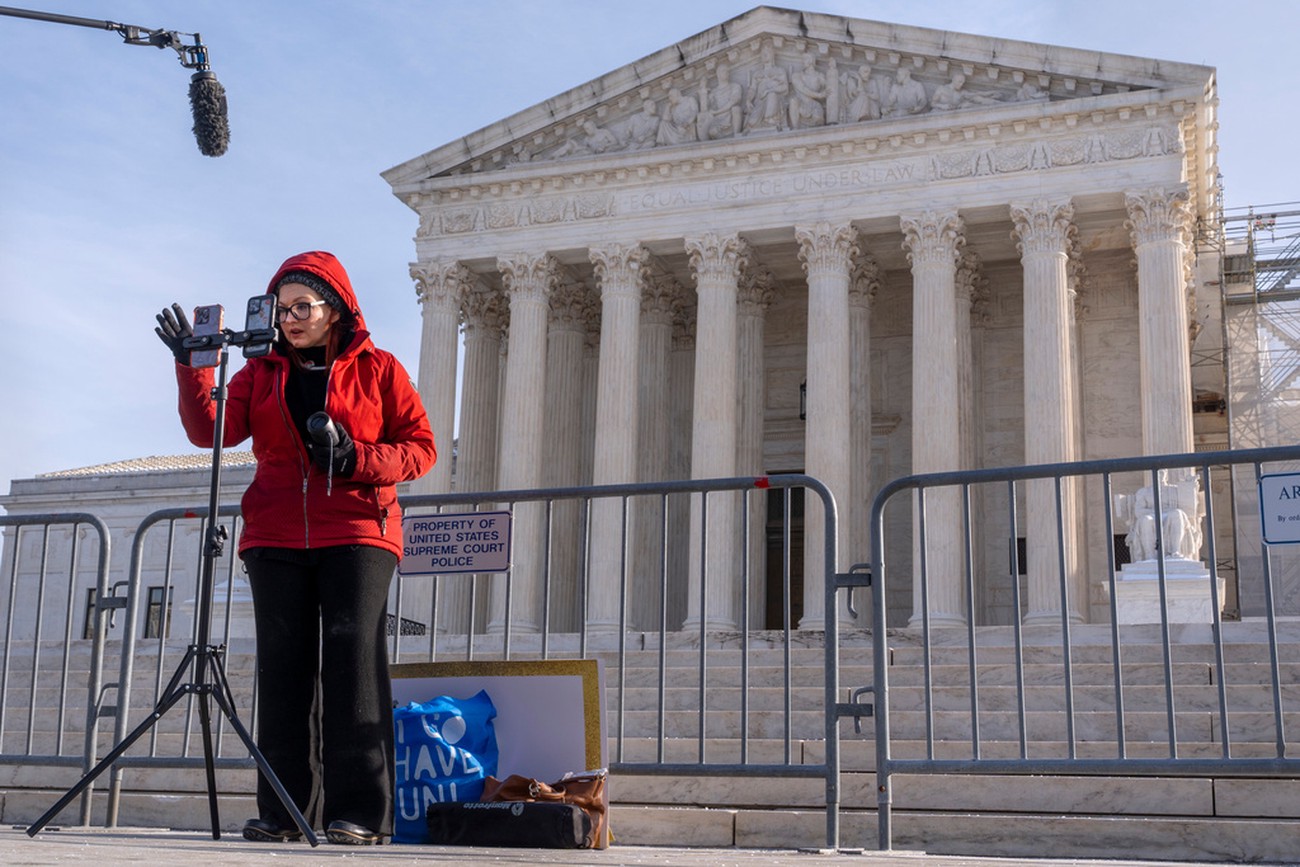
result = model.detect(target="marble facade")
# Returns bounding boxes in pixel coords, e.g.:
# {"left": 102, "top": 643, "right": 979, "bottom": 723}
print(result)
{"left": 385, "top": 7, "right": 1224, "bottom": 631}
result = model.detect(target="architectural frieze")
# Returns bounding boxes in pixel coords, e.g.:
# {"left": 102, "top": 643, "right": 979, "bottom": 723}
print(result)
{"left": 413, "top": 114, "right": 1185, "bottom": 240}
{"left": 443, "top": 33, "right": 1161, "bottom": 178}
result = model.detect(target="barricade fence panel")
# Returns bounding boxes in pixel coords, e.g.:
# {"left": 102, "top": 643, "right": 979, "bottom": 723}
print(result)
{"left": 862, "top": 444, "right": 1300, "bottom": 852}
{"left": 2, "top": 476, "right": 844, "bottom": 848}
{"left": 0, "top": 513, "right": 112, "bottom": 825}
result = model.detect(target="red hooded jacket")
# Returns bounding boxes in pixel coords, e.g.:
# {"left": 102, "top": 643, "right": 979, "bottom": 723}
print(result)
{"left": 174, "top": 251, "right": 436, "bottom": 558}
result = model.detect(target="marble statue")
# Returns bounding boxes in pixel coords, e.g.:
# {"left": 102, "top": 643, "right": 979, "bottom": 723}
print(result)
{"left": 929, "top": 71, "right": 1000, "bottom": 111}
{"left": 884, "top": 67, "right": 928, "bottom": 117}
{"left": 553, "top": 118, "right": 621, "bottom": 158}
{"left": 787, "top": 53, "right": 828, "bottom": 129}
{"left": 842, "top": 64, "right": 883, "bottom": 123}
{"left": 624, "top": 98, "right": 660, "bottom": 150}
{"left": 700, "top": 63, "right": 744, "bottom": 140}
{"left": 657, "top": 87, "right": 700, "bottom": 146}
{"left": 1115, "top": 470, "right": 1204, "bottom": 562}
{"left": 745, "top": 43, "right": 790, "bottom": 132}
{"left": 1014, "top": 80, "right": 1049, "bottom": 101}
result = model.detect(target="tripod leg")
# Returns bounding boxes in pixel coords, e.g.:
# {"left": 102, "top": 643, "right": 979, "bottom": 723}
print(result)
{"left": 206, "top": 652, "right": 320, "bottom": 847}
{"left": 27, "top": 669, "right": 197, "bottom": 837}
{"left": 195, "top": 688, "right": 222, "bottom": 840}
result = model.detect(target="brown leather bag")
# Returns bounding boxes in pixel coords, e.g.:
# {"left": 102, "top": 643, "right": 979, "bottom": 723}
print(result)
{"left": 481, "top": 770, "right": 609, "bottom": 848}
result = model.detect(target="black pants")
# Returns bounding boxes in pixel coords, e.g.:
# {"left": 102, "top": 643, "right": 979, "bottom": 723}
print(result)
{"left": 243, "top": 545, "right": 397, "bottom": 835}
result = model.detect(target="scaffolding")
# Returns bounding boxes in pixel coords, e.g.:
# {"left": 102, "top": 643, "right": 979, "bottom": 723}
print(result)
{"left": 1221, "top": 201, "right": 1300, "bottom": 616}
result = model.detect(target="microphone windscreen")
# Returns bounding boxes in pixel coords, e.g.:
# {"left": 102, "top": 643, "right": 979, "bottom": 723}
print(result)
{"left": 189, "top": 71, "right": 230, "bottom": 157}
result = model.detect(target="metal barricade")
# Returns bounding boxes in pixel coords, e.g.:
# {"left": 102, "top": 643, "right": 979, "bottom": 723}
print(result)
{"left": 0, "top": 513, "right": 112, "bottom": 824}
{"left": 859, "top": 444, "right": 1300, "bottom": 852}
{"left": 102, "top": 505, "right": 248, "bottom": 824}
{"left": 59, "top": 475, "right": 844, "bottom": 846}
{"left": 393, "top": 474, "right": 844, "bottom": 848}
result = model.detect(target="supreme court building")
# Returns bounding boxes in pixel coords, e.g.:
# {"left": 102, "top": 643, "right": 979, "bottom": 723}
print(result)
{"left": 383, "top": 6, "right": 1226, "bottom": 634}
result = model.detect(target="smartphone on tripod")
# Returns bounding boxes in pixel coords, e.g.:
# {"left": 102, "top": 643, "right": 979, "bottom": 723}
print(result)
{"left": 190, "top": 304, "right": 224, "bottom": 368}
{"left": 242, "top": 295, "right": 276, "bottom": 358}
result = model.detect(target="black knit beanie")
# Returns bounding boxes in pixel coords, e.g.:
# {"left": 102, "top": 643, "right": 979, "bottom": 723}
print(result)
{"left": 274, "top": 270, "right": 348, "bottom": 315}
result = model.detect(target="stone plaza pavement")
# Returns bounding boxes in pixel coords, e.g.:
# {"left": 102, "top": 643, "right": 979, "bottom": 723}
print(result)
{"left": 3, "top": 827, "right": 1294, "bottom": 867}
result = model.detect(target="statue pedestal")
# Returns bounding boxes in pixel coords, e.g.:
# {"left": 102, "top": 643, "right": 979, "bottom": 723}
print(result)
{"left": 1108, "top": 559, "right": 1225, "bottom": 624}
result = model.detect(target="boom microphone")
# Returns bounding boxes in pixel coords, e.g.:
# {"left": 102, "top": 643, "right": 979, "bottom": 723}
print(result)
{"left": 0, "top": 7, "right": 231, "bottom": 157}
{"left": 189, "top": 70, "right": 229, "bottom": 157}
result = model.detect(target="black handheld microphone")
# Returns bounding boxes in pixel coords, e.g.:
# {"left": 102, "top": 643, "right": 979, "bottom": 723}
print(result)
{"left": 306, "top": 412, "right": 338, "bottom": 447}
{"left": 306, "top": 412, "right": 339, "bottom": 495}
{"left": 189, "top": 70, "right": 229, "bottom": 157}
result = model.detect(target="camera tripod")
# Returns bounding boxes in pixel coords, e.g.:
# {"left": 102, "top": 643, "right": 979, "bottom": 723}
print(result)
{"left": 27, "top": 317, "right": 318, "bottom": 845}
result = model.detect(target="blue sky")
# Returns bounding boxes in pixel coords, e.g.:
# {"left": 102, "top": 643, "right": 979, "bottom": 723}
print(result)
{"left": 1, "top": 1, "right": 1296, "bottom": 494}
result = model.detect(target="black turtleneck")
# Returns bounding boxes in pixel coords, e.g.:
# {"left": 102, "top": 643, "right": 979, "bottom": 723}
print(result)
{"left": 284, "top": 345, "right": 329, "bottom": 446}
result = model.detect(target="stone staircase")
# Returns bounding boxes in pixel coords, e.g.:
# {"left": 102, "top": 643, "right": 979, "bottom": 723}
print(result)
{"left": 3, "top": 623, "right": 1300, "bottom": 861}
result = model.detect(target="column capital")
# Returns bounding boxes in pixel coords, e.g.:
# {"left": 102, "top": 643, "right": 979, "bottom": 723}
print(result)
{"left": 672, "top": 302, "right": 697, "bottom": 351}
{"left": 497, "top": 252, "right": 562, "bottom": 299}
{"left": 738, "top": 261, "right": 777, "bottom": 315}
{"left": 549, "top": 272, "right": 594, "bottom": 331}
{"left": 685, "top": 232, "right": 751, "bottom": 284}
{"left": 460, "top": 281, "right": 507, "bottom": 337}
{"left": 900, "top": 209, "right": 965, "bottom": 268}
{"left": 1124, "top": 186, "right": 1193, "bottom": 248}
{"left": 411, "top": 258, "right": 474, "bottom": 307}
{"left": 848, "top": 251, "right": 881, "bottom": 311}
{"left": 795, "top": 221, "right": 860, "bottom": 277}
{"left": 956, "top": 248, "right": 989, "bottom": 315}
{"left": 1010, "top": 197, "right": 1076, "bottom": 257}
{"left": 642, "top": 257, "right": 685, "bottom": 325}
{"left": 589, "top": 242, "right": 649, "bottom": 297}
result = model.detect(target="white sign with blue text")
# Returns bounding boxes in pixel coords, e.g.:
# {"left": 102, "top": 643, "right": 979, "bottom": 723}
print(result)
{"left": 1258, "top": 472, "right": 1300, "bottom": 545}
{"left": 399, "top": 511, "right": 512, "bottom": 575}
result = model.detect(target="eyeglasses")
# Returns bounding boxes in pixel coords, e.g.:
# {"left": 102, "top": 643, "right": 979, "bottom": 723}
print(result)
{"left": 275, "top": 300, "right": 328, "bottom": 321}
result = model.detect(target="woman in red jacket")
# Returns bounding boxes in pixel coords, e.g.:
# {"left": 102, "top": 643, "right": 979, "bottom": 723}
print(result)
{"left": 156, "top": 251, "right": 436, "bottom": 846}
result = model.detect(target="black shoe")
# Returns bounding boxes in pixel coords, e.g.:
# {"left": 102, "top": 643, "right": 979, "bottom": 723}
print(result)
{"left": 242, "top": 817, "right": 303, "bottom": 843}
{"left": 326, "top": 819, "right": 384, "bottom": 845}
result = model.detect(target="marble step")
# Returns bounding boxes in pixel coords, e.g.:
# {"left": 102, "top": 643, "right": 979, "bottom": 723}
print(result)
{"left": 612, "top": 805, "right": 1300, "bottom": 862}
{"left": 6, "top": 778, "right": 1299, "bottom": 862}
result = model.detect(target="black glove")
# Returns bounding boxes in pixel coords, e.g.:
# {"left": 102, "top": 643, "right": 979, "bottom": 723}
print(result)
{"left": 155, "top": 303, "right": 193, "bottom": 365}
{"left": 311, "top": 421, "right": 356, "bottom": 478}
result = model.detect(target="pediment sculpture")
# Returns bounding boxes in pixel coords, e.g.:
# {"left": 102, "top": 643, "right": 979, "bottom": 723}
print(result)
{"left": 491, "top": 36, "right": 1096, "bottom": 171}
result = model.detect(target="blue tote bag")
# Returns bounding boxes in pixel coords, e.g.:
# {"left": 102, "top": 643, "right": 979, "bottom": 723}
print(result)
{"left": 392, "top": 690, "right": 499, "bottom": 844}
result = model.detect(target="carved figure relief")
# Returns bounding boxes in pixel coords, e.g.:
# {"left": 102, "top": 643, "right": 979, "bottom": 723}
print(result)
{"left": 842, "top": 64, "right": 883, "bottom": 123}
{"left": 507, "top": 37, "right": 1165, "bottom": 171}
{"left": 883, "top": 67, "right": 928, "bottom": 117}
{"left": 657, "top": 87, "right": 700, "bottom": 146}
{"left": 420, "top": 39, "right": 1169, "bottom": 237}
{"left": 699, "top": 63, "right": 745, "bottom": 140}
{"left": 787, "top": 53, "right": 829, "bottom": 130}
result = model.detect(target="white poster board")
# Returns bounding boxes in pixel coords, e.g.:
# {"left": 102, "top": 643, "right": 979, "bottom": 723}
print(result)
{"left": 390, "top": 658, "right": 605, "bottom": 784}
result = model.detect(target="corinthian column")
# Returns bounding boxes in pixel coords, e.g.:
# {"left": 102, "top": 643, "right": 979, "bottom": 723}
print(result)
{"left": 667, "top": 302, "right": 697, "bottom": 629}
{"left": 409, "top": 259, "right": 468, "bottom": 495}
{"left": 737, "top": 262, "right": 775, "bottom": 628}
{"left": 544, "top": 273, "right": 593, "bottom": 632}
{"left": 848, "top": 252, "right": 880, "bottom": 624}
{"left": 1012, "top": 197, "right": 1084, "bottom": 623}
{"left": 450, "top": 278, "right": 506, "bottom": 634}
{"left": 491, "top": 253, "right": 560, "bottom": 634}
{"left": 901, "top": 209, "right": 966, "bottom": 627}
{"left": 633, "top": 262, "right": 684, "bottom": 629}
{"left": 1125, "top": 187, "right": 1196, "bottom": 458}
{"left": 684, "top": 232, "right": 750, "bottom": 631}
{"left": 587, "top": 243, "right": 649, "bottom": 631}
{"left": 796, "top": 222, "right": 858, "bottom": 630}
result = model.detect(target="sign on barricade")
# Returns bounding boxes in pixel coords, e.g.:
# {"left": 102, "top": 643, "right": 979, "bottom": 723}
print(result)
{"left": 399, "top": 511, "right": 512, "bottom": 575}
